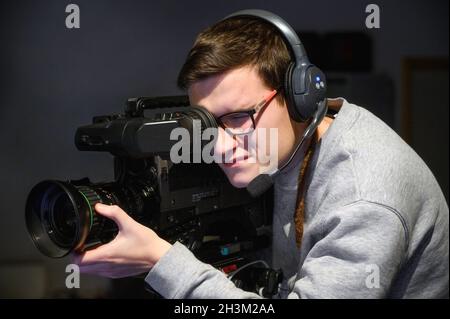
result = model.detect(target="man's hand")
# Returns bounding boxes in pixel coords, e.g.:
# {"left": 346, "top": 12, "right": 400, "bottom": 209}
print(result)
{"left": 72, "top": 203, "right": 172, "bottom": 278}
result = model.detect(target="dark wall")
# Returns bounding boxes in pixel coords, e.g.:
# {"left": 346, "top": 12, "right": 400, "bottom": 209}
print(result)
{"left": 0, "top": 0, "right": 448, "bottom": 297}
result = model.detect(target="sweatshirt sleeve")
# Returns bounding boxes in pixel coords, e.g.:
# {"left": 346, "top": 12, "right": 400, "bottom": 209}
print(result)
{"left": 144, "top": 241, "right": 263, "bottom": 299}
{"left": 288, "top": 201, "right": 408, "bottom": 299}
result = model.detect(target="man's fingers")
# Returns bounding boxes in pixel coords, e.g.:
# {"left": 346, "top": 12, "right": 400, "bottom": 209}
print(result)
{"left": 94, "top": 203, "right": 131, "bottom": 229}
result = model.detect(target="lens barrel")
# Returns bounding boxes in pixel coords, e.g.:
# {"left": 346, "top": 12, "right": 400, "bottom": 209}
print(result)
{"left": 25, "top": 178, "right": 155, "bottom": 258}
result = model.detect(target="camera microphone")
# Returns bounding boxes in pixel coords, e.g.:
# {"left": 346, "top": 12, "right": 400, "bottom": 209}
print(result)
{"left": 246, "top": 100, "right": 328, "bottom": 197}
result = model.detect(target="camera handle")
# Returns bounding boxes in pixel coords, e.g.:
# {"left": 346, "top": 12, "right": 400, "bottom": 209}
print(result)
{"left": 126, "top": 95, "right": 190, "bottom": 117}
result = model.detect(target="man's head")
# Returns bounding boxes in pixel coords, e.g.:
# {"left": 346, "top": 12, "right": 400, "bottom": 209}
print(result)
{"left": 178, "top": 17, "right": 305, "bottom": 188}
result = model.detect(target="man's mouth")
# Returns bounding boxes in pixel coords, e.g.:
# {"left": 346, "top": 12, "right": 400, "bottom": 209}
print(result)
{"left": 221, "top": 157, "right": 247, "bottom": 168}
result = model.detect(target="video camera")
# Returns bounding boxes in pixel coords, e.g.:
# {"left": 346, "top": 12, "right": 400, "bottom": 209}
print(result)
{"left": 25, "top": 96, "right": 279, "bottom": 296}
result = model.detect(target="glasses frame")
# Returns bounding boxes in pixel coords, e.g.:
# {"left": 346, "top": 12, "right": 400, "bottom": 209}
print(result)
{"left": 216, "top": 89, "right": 279, "bottom": 135}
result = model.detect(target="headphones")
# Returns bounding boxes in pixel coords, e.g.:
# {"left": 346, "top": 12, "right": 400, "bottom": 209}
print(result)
{"left": 222, "top": 9, "right": 329, "bottom": 197}
{"left": 224, "top": 9, "right": 328, "bottom": 123}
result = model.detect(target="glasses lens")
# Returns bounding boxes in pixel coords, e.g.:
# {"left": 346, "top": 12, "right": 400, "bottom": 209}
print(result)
{"left": 220, "top": 113, "right": 253, "bottom": 134}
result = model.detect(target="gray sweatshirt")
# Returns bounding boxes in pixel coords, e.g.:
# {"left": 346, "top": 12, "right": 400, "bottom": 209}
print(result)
{"left": 145, "top": 98, "right": 449, "bottom": 299}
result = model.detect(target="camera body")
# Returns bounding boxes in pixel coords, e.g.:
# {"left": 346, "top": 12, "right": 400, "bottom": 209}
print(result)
{"left": 113, "top": 155, "right": 273, "bottom": 267}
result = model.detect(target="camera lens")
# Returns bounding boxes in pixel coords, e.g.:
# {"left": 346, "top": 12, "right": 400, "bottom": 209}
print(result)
{"left": 25, "top": 181, "right": 91, "bottom": 258}
{"left": 25, "top": 175, "right": 156, "bottom": 258}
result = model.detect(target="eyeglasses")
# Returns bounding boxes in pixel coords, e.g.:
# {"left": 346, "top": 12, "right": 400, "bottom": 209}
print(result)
{"left": 216, "top": 89, "right": 278, "bottom": 135}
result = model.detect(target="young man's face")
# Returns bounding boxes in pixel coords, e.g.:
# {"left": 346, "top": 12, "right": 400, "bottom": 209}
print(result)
{"left": 189, "top": 66, "right": 303, "bottom": 188}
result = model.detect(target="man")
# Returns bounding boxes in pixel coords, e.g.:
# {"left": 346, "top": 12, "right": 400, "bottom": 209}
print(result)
{"left": 74, "top": 13, "right": 449, "bottom": 298}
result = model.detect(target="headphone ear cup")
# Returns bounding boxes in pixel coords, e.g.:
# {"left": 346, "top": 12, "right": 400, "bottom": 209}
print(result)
{"left": 294, "top": 65, "right": 327, "bottom": 120}
{"left": 286, "top": 64, "right": 327, "bottom": 122}
{"left": 284, "top": 62, "right": 302, "bottom": 122}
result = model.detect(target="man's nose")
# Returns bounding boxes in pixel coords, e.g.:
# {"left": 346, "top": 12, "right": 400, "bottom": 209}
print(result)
{"left": 214, "top": 127, "right": 237, "bottom": 162}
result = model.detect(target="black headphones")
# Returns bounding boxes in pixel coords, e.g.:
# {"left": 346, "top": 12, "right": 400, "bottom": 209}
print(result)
{"left": 224, "top": 9, "right": 327, "bottom": 123}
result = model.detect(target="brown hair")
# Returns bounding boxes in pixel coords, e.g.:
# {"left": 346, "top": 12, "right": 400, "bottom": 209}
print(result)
{"left": 177, "top": 17, "right": 291, "bottom": 104}
{"left": 294, "top": 131, "right": 318, "bottom": 247}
